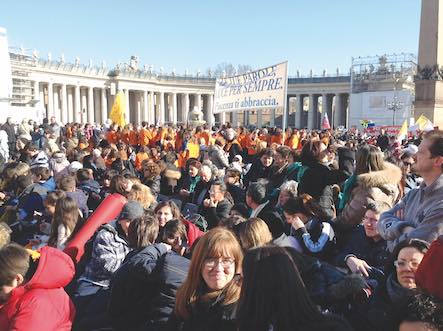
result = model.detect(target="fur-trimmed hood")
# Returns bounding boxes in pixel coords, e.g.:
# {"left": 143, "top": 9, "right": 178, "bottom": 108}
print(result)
{"left": 357, "top": 162, "right": 402, "bottom": 188}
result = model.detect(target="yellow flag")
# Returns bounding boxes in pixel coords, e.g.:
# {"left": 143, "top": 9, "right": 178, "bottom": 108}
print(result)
{"left": 110, "top": 91, "right": 126, "bottom": 127}
{"left": 397, "top": 120, "right": 408, "bottom": 142}
{"left": 415, "top": 114, "right": 432, "bottom": 131}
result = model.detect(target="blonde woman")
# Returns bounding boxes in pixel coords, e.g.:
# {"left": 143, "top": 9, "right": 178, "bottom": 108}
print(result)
{"left": 234, "top": 217, "right": 272, "bottom": 251}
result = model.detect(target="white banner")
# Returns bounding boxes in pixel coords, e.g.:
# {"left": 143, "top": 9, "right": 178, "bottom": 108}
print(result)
{"left": 213, "top": 61, "right": 288, "bottom": 114}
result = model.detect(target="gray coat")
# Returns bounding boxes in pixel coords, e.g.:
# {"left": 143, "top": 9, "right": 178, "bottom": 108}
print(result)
{"left": 208, "top": 145, "right": 229, "bottom": 170}
{"left": 378, "top": 173, "right": 443, "bottom": 251}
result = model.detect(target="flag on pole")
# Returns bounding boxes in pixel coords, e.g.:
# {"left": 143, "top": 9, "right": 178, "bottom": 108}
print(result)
{"left": 110, "top": 91, "right": 126, "bottom": 127}
{"left": 397, "top": 119, "right": 408, "bottom": 142}
{"left": 415, "top": 114, "right": 434, "bottom": 132}
{"left": 322, "top": 112, "right": 331, "bottom": 129}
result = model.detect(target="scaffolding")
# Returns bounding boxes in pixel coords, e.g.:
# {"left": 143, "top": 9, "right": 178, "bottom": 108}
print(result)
{"left": 9, "top": 47, "right": 37, "bottom": 106}
{"left": 351, "top": 53, "right": 417, "bottom": 93}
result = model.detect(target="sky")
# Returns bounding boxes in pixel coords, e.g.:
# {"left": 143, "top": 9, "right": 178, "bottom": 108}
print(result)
{"left": 1, "top": 0, "right": 421, "bottom": 76}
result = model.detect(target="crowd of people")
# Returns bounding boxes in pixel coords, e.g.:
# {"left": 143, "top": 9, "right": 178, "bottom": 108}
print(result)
{"left": 0, "top": 116, "right": 442, "bottom": 331}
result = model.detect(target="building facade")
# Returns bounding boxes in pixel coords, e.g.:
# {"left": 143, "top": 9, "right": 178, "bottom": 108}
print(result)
{"left": 7, "top": 47, "right": 416, "bottom": 130}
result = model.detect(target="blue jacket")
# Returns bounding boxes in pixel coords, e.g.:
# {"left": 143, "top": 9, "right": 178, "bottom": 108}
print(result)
{"left": 333, "top": 225, "right": 389, "bottom": 271}
{"left": 17, "top": 177, "right": 56, "bottom": 222}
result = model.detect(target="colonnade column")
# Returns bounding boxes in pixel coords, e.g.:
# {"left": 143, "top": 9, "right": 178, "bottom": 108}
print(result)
{"left": 74, "top": 85, "right": 81, "bottom": 123}
{"left": 53, "top": 87, "right": 60, "bottom": 122}
{"left": 159, "top": 92, "right": 165, "bottom": 125}
{"left": 334, "top": 93, "right": 342, "bottom": 128}
{"left": 136, "top": 92, "right": 142, "bottom": 126}
{"left": 124, "top": 89, "right": 130, "bottom": 124}
{"left": 81, "top": 89, "right": 88, "bottom": 124}
{"left": 307, "top": 94, "right": 315, "bottom": 129}
{"left": 61, "top": 84, "right": 68, "bottom": 124}
{"left": 295, "top": 94, "right": 303, "bottom": 129}
{"left": 149, "top": 92, "right": 155, "bottom": 124}
{"left": 67, "top": 87, "right": 73, "bottom": 123}
{"left": 257, "top": 110, "right": 263, "bottom": 127}
{"left": 88, "top": 87, "right": 94, "bottom": 124}
{"left": 47, "top": 83, "right": 54, "bottom": 119}
{"left": 232, "top": 112, "right": 238, "bottom": 127}
{"left": 322, "top": 93, "right": 329, "bottom": 128}
{"left": 207, "top": 94, "right": 214, "bottom": 127}
{"left": 171, "top": 93, "right": 177, "bottom": 125}
{"left": 195, "top": 93, "right": 202, "bottom": 111}
{"left": 183, "top": 93, "right": 190, "bottom": 125}
{"left": 270, "top": 109, "right": 275, "bottom": 127}
{"left": 143, "top": 90, "right": 148, "bottom": 124}
{"left": 101, "top": 88, "right": 108, "bottom": 124}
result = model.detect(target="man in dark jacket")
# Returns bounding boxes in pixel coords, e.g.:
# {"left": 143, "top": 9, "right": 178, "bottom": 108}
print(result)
{"left": 268, "top": 146, "right": 291, "bottom": 192}
{"left": 200, "top": 180, "right": 233, "bottom": 229}
{"left": 2, "top": 117, "right": 16, "bottom": 154}
{"left": 191, "top": 164, "right": 214, "bottom": 206}
{"left": 76, "top": 168, "right": 102, "bottom": 211}
{"left": 58, "top": 175, "right": 90, "bottom": 219}
{"left": 246, "top": 181, "right": 285, "bottom": 239}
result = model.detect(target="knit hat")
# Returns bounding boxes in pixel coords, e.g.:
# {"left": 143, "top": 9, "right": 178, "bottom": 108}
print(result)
{"left": 416, "top": 236, "right": 443, "bottom": 300}
{"left": 117, "top": 201, "right": 144, "bottom": 222}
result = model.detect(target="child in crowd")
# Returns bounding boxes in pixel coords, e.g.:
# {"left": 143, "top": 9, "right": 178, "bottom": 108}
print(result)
{"left": 47, "top": 196, "right": 83, "bottom": 250}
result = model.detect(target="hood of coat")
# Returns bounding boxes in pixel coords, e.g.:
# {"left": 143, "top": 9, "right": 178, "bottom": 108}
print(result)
{"left": 164, "top": 167, "right": 182, "bottom": 180}
{"left": 357, "top": 162, "right": 402, "bottom": 189}
{"left": 25, "top": 246, "right": 75, "bottom": 290}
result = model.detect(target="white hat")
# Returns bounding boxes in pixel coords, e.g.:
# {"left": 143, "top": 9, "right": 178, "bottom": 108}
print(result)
{"left": 402, "top": 144, "right": 418, "bottom": 156}
{"left": 68, "top": 161, "right": 83, "bottom": 173}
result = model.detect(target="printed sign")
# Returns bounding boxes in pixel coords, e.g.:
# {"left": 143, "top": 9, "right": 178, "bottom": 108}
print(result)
{"left": 213, "top": 61, "right": 288, "bottom": 114}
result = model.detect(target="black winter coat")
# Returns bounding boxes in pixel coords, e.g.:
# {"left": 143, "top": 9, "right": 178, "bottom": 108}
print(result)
{"left": 243, "top": 159, "right": 272, "bottom": 187}
{"left": 146, "top": 251, "right": 190, "bottom": 331}
{"left": 108, "top": 244, "right": 169, "bottom": 330}
{"left": 192, "top": 179, "right": 214, "bottom": 205}
{"left": 167, "top": 299, "right": 237, "bottom": 331}
{"left": 256, "top": 206, "right": 286, "bottom": 239}
{"left": 200, "top": 198, "right": 233, "bottom": 229}
{"left": 298, "top": 162, "right": 349, "bottom": 219}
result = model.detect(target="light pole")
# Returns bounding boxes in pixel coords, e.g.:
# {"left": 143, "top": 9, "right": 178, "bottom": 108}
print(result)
{"left": 387, "top": 77, "right": 404, "bottom": 126}
{"left": 387, "top": 95, "right": 404, "bottom": 126}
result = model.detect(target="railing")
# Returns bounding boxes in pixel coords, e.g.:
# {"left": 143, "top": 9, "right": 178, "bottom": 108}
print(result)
{"left": 288, "top": 75, "right": 351, "bottom": 84}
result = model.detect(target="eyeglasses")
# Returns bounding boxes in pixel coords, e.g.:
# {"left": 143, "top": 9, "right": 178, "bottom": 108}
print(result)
{"left": 204, "top": 257, "right": 235, "bottom": 269}
{"left": 393, "top": 260, "right": 421, "bottom": 269}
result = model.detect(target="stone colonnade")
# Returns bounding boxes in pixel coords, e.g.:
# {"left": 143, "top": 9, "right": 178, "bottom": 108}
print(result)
{"left": 214, "top": 93, "right": 349, "bottom": 129}
{"left": 36, "top": 81, "right": 214, "bottom": 127}
{"left": 286, "top": 93, "right": 350, "bottom": 129}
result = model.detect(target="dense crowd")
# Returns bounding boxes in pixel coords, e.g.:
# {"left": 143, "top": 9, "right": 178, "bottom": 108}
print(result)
{"left": 0, "top": 116, "right": 442, "bottom": 331}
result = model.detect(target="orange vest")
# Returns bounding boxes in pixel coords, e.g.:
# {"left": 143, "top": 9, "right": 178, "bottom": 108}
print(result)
{"left": 139, "top": 128, "right": 150, "bottom": 146}
{"left": 135, "top": 152, "right": 149, "bottom": 170}
{"left": 106, "top": 130, "right": 118, "bottom": 144}
{"left": 271, "top": 134, "right": 284, "bottom": 146}
{"left": 245, "top": 136, "right": 260, "bottom": 155}
{"left": 129, "top": 130, "right": 138, "bottom": 146}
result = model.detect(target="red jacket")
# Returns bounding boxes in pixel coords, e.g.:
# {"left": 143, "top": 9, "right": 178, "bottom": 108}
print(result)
{"left": 0, "top": 246, "right": 76, "bottom": 331}
{"left": 181, "top": 218, "right": 204, "bottom": 248}
{"left": 416, "top": 235, "right": 443, "bottom": 300}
